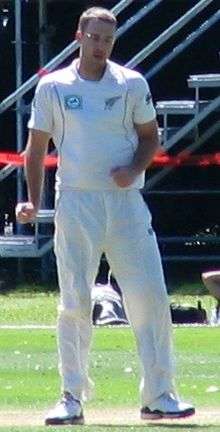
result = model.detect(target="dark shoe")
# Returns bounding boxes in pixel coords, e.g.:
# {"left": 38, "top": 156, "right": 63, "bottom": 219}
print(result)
{"left": 141, "top": 392, "right": 195, "bottom": 420}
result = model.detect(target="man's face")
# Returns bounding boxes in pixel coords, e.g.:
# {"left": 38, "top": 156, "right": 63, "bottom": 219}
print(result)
{"left": 78, "top": 18, "right": 116, "bottom": 66}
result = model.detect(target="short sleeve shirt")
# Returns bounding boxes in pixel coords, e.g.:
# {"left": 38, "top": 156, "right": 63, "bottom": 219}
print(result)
{"left": 28, "top": 59, "right": 156, "bottom": 190}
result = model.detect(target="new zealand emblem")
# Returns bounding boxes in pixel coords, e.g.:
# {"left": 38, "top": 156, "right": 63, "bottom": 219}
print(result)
{"left": 104, "top": 95, "right": 122, "bottom": 110}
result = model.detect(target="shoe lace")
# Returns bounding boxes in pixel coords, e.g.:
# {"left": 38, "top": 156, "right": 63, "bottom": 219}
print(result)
{"left": 163, "top": 392, "right": 178, "bottom": 403}
{"left": 60, "top": 393, "right": 79, "bottom": 407}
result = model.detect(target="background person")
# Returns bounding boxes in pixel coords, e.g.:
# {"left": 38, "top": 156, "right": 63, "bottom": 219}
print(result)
{"left": 202, "top": 271, "right": 220, "bottom": 324}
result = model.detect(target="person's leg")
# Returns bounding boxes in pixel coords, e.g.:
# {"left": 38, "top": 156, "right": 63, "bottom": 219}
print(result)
{"left": 105, "top": 190, "right": 175, "bottom": 407}
{"left": 202, "top": 271, "right": 220, "bottom": 301}
{"left": 54, "top": 190, "right": 105, "bottom": 401}
{"left": 202, "top": 271, "right": 220, "bottom": 324}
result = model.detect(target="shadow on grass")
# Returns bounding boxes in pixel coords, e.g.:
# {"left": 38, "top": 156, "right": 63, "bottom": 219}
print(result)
{"left": 73, "top": 426, "right": 220, "bottom": 430}
{"left": 0, "top": 424, "right": 220, "bottom": 431}
{"left": 83, "top": 426, "right": 220, "bottom": 431}
{"left": 0, "top": 280, "right": 58, "bottom": 296}
{"left": 146, "top": 423, "right": 220, "bottom": 429}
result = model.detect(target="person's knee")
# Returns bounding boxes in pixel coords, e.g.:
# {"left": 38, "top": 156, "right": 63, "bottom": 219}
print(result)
{"left": 202, "top": 271, "right": 220, "bottom": 300}
{"left": 58, "top": 306, "right": 79, "bottom": 321}
{"left": 58, "top": 297, "right": 91, "bottom": 321}
{"left": 202, "top": 271, "right": 220, "bottom": 283}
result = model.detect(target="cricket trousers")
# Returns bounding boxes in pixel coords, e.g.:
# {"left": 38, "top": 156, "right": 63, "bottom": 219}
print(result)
{"left": 54, "top": 189, "right": 175, "bottom": 407}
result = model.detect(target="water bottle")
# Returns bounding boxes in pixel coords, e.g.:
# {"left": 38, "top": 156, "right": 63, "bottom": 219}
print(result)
{"left": 4, "top": 214, "right": 13, "bottom": 236}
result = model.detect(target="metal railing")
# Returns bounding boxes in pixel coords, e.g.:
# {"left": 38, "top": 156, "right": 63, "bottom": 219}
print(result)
{"left": 146, "top": 190, "right": 220, "bottom": 196}
{"left": 0, "top": 0, "right": 213, "bottom": 114}
{"left": 0, "top": 0, "right": 164, "bottom": 182}
{"left": 162, "top": 255, "right": 220, "bottom": 263}
{"left": 116, "top": 0, "right": 163, "bottom": 38}
{"left": 0, "top": 0, "right": 218, "bottom": 261}
{"left": 126, "top": 0, "right": 213, "bottom": 68}
{"left": 0, "top": 0, "right": 164, "bottom": 115}
{"left": 144, "top": 119, "right": 220, "bottom": 191}
{"left": 0, "top": 1, "right": 218, "bottom": 184}
{"left": 0, "top": 0, "right": 135, "bottom": 114}
{"left": 161, "top": 95, "right": 220, "bottom": 152}
{"left": 145, "top": 9, "right": 220, "bottom": 80}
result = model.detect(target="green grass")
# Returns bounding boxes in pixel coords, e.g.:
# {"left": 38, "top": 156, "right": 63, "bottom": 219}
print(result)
{"left": 0, "top": 291, "right": 57, "bottom": 325}
{"left": 1, "top": 428, "right": 220, "bottom": 432}
{"left": 0, "top": 288, "right": 219, "bottom": 431}
{"left": 0, "top": 327, "right": 219, "bottom": 432}
{"left": 2, "top": 428, "right": 220, "bottom": 432}
{"left": 0, "top": 290, "right": 217, "bottom": 325}
{"left": 0, "top": 327, "right": 220, "bottom": 409}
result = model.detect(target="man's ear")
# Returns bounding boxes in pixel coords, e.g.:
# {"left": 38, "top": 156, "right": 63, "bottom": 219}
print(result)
{"left": 75, "top": 30, "right": 82, "bottom": 42}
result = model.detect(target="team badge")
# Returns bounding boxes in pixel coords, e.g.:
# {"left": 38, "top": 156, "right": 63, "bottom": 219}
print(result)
{"left": 105, "top": 95, "right": 122, "bottom": 110}
{"left": 148, "top": 227, "right": 154, "bottom": 236}
{"left": 64, "top": 95, "right": 82, "bottom": 110}
{"left": 32, "top": 96, "right": 36, "bottom": 109}
{"left": 145, "top": 93, "right": 152, "bottom": 105}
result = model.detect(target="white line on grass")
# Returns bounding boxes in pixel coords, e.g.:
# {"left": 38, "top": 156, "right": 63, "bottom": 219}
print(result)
{"left": 0, "top": 323, "right": 219, "bottom": 330}
{"left": 0, "top": 325, "right": 56, "bottom": 329}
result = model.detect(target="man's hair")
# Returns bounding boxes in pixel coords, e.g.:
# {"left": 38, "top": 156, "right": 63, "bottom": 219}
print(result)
{"left": 78, "top": 7, "right": 117, "bottom": 32}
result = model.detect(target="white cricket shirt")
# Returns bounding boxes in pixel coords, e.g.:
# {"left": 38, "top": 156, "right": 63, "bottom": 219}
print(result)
{"left": 28, "top": 59, "right": 156, "bottom": 191}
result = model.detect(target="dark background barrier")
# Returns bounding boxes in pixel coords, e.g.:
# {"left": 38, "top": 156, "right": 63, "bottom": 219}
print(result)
{"left": 0, "top": 0, "right": 219, "bottom": 281}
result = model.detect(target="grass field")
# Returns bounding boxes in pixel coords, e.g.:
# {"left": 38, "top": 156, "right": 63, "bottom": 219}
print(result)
{"left": 0, "top": 288, "right": 217, "bottom": 325}
{"left": 0, "top": 289, "right": 219, "bottom": 431}
{"left": 0, "top": 326, "right": 220, "bottom": 431}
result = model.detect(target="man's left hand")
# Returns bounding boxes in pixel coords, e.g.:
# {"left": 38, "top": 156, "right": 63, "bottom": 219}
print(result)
{"left": 110, "top": 166, "right": 138, "bottom": 188}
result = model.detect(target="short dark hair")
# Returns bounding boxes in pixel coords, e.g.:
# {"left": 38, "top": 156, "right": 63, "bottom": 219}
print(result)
{"left": 78, "top": 7, "right": 117, "bottom": 32}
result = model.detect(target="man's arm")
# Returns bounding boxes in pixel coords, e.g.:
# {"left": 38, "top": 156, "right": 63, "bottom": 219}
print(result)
{"left": 16, "top": 129, "right": 51, "bottom": 223}
{"left": 111, "top": 119, "right": 160, "bottom": 188}
{"left": 131, "top": 119, "right": 161, "bottom": 172}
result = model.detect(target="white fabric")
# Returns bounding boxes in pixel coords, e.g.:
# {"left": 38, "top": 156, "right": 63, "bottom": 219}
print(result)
{"left": 54, "top": 189, "right": 175, "bottom": 405}
{"left": 29, "top": 58, "right": 174, "bottom": 406}
{"left": 45, "top": 394, "right": 83, "bottom": 422}
{"left": 148, "top": 392, "right": 193, "bottom": 413}
{"left": 28, "top": 59, "right": 156, "bottom": 191}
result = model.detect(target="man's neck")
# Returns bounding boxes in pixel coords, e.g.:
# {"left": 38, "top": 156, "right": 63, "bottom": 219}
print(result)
{"left": 77, "top": 58, "right": 107, "bottom": 81}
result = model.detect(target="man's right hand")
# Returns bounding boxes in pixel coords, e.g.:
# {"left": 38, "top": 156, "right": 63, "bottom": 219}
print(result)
{"left": 15, "top": 202, "right": 38, "bottom": 224}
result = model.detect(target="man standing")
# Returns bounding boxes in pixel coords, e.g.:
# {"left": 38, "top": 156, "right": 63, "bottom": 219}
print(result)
{"left": 16, "top": 7, "right": 195, "bottom": 426}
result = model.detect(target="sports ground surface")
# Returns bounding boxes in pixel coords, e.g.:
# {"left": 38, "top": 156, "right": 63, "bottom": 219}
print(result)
{"left": 0, "top": 292, "right": 219, "bottom": 431}
{"left": 0, "top": 326, "right": 219, "bottom": 431}
{"left": 0, "top": 406, "right": 220, "bottom": 429}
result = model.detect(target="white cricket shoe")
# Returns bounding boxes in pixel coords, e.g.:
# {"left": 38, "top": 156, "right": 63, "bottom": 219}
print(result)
{"left": 45, "top": 392, "right": 84, "bottom": 425}
{"left": 141, "top": 392, "right": 195, "bottom": 420}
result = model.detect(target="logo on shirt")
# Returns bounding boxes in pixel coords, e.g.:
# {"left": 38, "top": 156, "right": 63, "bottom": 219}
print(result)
{"left": 104, "top": 95, "right": 122, "bottom": 110}
{"left": 32, "top": 97, "right": 36, "bottom": 109}
{"left": 64, "top": 95, "right": 82, "bottom": 110}
{"left": 147, "top": 227, "right": 154, "bottom": 236}
{"left": 145, "top": 93, "right": 152, "bottom": 105}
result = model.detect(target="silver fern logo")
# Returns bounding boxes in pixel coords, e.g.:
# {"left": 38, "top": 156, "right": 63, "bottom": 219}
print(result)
{"left": 105, "top": 96, "right": 122, "bottom": 110}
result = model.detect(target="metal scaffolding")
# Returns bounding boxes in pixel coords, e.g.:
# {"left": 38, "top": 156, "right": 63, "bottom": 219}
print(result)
{"left": 13, "top": 0, "right": 48, "bottom": 205}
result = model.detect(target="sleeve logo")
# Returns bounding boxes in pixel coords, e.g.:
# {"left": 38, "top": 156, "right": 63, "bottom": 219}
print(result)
{"left": 145, "top": 93, "right": 152, "bottom": 105}
{"left": 31, "top": 97, "right": 36, "bottom": 110}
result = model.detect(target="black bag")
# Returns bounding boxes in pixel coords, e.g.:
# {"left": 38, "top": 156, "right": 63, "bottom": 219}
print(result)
{"left": 170, "top": 301, "right": 207, "bottom": 324}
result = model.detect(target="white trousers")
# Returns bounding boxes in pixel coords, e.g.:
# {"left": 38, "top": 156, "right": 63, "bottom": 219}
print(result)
{"left": 54, "top": 189, "right": 175, "bottom": 406}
